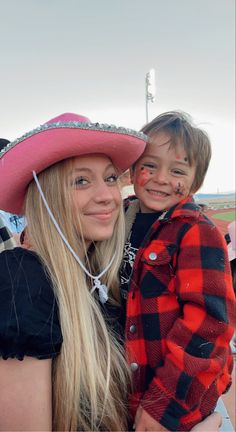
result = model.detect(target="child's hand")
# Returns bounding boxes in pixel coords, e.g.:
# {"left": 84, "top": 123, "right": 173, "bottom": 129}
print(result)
{"left": 134, "top": 405, "right": 169, "bottom": 431}
{"left": 190, "top": 412, "right": 222, "bottom": 431}
{"left": 134, "top": 406, "right": 222, "bottom": 431}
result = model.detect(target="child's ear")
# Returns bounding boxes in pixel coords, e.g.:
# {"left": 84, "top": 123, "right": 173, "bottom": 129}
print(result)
{"left": 191, "top": 186, "right": 199, "bottom": 196}
{"left": 129, "top": 167, "right": 135, "bottom": 184}
{"left": 189, "top": 189, "right": 195, "bottom": 197}
{"left": 189, "top": 181, "right": 198, "bottom": 196}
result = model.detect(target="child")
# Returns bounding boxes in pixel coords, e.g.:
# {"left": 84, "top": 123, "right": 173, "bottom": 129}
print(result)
{"left": 120, "top": 111, "right": 236, "bottom": 431}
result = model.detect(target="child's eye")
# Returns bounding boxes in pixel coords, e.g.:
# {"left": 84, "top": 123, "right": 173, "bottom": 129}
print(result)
{"left": 142, "top": 163, "right": 157, "bottom": 170}
{"left": 72, "top": 177, "right": 89, "bottom": 187}
{"left": 105, "top": 174, "right": 118, "bottom": 183}
{"left": 172, "top": 169, "right": 186, "bottom": 175}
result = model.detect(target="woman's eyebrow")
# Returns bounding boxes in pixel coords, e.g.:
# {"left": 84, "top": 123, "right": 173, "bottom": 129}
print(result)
{"left": 70, "top": 163, "right": 115, "bottom": 175}
{"left": 71, "top": 167, "right": 92, "bottom": 173}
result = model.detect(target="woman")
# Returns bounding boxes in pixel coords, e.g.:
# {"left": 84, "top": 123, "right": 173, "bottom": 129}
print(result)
{"left": 0, "top": 112, "right": 146, "bottom": 431}
{"left": 0, "top": 113, "right": 222, "bottom": 431}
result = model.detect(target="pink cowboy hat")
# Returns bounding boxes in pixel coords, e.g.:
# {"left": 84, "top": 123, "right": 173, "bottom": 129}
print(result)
{"left": 227, "top": 221, "right": 236, "bottom": 261}
{"left": 0, "top": 113, "right": 147, "bottom": 214}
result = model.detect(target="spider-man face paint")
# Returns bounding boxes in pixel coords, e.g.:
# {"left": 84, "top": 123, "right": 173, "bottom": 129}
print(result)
{"left": 174, "top": 182, "right": 185, "bottom": 196}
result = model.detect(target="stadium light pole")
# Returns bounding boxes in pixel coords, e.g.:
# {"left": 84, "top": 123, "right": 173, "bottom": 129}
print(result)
{"left": 145, "top": 68, "right": 156, "bottom": 123}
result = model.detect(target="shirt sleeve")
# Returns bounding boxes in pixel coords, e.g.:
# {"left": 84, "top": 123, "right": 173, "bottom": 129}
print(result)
{"left": 141, "top": 220, "right": 236, "bottom": 429}
{"left": 0, "top": 248, "right": 63, "bottom": 360}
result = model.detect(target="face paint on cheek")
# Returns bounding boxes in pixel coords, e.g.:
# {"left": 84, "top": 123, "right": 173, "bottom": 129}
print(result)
{"left": 174, "top": 182, "right": 185, "bottom": 196}
{"left": 136, "top": 167, "right": 153, "bottom": 186}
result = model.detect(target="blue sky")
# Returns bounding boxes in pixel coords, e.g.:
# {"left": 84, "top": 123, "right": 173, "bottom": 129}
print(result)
{"left": 0, "top": 0, "right": 235, "bottom": 193}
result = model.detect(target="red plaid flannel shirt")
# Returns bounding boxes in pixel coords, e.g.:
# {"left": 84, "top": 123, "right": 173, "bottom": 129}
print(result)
{"left": 125, "top": 197, "right": 236, "bottom": 431}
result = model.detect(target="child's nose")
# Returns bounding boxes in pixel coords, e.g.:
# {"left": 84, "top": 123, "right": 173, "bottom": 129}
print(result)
{"left": 153, "top": 168, "right": 169, "bottom": 184}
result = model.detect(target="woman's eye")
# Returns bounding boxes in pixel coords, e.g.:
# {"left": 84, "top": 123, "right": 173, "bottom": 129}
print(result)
{"left": 106, "top": 174, "right": 118, "bottom": 183}
{"left": 72, "top": 177, "right": 89, "bottom": 187}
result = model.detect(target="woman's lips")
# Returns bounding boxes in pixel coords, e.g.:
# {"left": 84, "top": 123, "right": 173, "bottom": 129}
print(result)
{"left": 85, "top": 210, "right": 115, "bottom": 221}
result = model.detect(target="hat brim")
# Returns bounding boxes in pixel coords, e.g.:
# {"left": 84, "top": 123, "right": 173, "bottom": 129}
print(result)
{"left": 0, "top": 124, "right": 146, "bottom": 214}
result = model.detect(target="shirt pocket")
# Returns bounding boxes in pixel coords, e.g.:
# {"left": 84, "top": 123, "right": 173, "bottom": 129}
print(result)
{"left": 139, "top": 240, "right": 177, "bottom": 298}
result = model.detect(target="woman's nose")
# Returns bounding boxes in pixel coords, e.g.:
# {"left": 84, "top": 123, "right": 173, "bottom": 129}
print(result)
{"left": 94, "top": 182, "right": 113, "bottom": 202}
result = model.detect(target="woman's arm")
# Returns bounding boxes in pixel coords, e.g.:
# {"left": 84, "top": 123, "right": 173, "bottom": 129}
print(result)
{"left": 0, "top": 357, "right": 52, "bottom": 431}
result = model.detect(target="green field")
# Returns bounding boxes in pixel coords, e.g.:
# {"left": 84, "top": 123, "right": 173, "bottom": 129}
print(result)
{"left": 212, "top": 211, "right": 236, "bottom": 222}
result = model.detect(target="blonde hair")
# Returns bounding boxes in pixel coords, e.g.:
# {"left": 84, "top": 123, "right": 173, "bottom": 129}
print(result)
{"left": 25, "top": 158, "right": 130, "bottom": 431}
{"left": 141, "top": 111, "right": 212, "bottom": 193}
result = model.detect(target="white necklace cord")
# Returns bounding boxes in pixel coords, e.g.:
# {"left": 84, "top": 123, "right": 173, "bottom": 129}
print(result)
{"left": 32, "top": 171, "right": 115, "bottom": 303}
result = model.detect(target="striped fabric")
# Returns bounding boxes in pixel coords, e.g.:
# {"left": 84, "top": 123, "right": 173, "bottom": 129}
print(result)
{"left": 125, "top": 197, "right": 236, "bottom": 431}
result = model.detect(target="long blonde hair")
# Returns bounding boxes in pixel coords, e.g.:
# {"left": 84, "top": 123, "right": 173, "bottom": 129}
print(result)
{"left": 25, "top": 158, "right": 130, "bottom": 431}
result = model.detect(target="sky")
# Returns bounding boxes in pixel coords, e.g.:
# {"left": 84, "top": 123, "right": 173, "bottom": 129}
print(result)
{"left": 0, "top": 0, "right": 235, "bottom": 193}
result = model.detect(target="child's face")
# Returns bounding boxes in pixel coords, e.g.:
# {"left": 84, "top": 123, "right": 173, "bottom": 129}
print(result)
{"left": 131, "top": 130, "right": 196, "bottom": 213}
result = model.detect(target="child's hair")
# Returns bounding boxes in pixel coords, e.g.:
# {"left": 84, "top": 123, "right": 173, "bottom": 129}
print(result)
{"left": 25, "top": 157, "right": 130, "bottom": 431}
{"left": 141, "top": 111, "right": 212, "bottom": 193}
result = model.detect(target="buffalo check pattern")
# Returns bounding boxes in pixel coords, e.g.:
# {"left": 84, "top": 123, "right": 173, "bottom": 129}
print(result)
{"left": 125, "top": 197, "right": 236, "bottom": 431}
{"left": 0, "top": 216, "right": 16, "bottom": 252}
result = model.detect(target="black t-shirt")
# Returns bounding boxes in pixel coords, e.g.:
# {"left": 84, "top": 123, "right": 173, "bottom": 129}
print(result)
{"left": 0, "top": 247, "right": 62, "bottom": 360}
{"left": 120, "top": 212, "right": 162, "bottom": 301}
{"left": 0, "top": 247, "right": 124, "bottom": 360}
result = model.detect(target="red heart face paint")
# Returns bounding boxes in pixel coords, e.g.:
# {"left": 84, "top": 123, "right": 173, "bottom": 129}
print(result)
{"left": 175, "top": 155, "right": 188, "bottom": 163}
{"left": 136, "top": 166, "right": 153, "bottom": 186}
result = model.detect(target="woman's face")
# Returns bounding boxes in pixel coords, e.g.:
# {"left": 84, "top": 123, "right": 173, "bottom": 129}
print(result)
{"left": 69, "top": 155, "right": 121, "bottom": 243}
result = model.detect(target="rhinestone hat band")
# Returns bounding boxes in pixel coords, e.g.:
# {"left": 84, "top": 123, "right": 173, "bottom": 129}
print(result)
{"left": 0, "top": 121, "right": 147, "bottom": 158}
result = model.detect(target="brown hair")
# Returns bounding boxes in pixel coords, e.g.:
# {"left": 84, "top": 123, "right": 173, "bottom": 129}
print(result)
{"left": 141, "top": 111, "right": 212, "bottom": 193}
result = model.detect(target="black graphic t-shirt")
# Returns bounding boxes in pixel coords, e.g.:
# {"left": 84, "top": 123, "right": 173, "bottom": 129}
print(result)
{"left": 120, "top": 211, "right": 162, "bottom": 301}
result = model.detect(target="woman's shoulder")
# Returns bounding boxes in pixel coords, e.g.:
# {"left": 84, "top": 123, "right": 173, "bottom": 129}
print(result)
{"left": 0, "top": 247, "right": 53, "bottom": 299}
{"left": 0, "top": 247, "right": 62, "bottom": 360}
{"left": 1, "top": 245, "right": 46, "bottom": 269}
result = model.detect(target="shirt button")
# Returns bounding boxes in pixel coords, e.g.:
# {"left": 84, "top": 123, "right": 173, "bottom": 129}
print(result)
{"left": 129, "top": 324, "right": 136, "bottom": 334}
{"left": 130, "top": 362, "right": 139, "bottom": 372}
{"left": 149, "top": 252, "right": 157, "bottom": 260}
